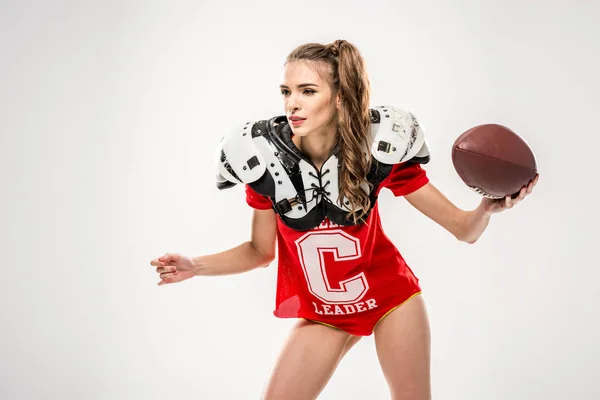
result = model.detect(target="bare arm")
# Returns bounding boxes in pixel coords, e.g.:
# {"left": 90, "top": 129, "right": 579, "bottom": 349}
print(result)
{"left": 192, "top": 208, "right": 278, "bottom": 276}
{"left": 403, "top": 182, "right": 489, "bottom": 244}
{"left": 404, "top": 176, "right": 537, "bottom": 244}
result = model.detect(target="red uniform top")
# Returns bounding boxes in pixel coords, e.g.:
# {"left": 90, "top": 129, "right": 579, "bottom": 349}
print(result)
{"left": 245, "top": 163, "right": 429, "bottom": 335}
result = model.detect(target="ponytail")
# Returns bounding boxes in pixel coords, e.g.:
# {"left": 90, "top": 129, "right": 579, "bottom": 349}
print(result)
{"left": 286, "top": 40, "right": 372, "bottom": 223}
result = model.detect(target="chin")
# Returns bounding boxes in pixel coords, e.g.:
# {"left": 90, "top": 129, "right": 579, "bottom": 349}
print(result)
{"left": 290, "top": 126, "right": 310, "bottom": 137}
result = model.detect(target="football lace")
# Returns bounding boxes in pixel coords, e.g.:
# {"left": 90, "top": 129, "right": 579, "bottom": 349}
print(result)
{"left": 468, "top": 185, "right": 503, "bottom": 199}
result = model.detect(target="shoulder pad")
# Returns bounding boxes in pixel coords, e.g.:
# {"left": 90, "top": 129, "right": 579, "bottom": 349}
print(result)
{"left": 215, "top": 120, "right": 268, "bottom": 189}
{"left": 370, "top": 106, "right": 430, "bottom": 165}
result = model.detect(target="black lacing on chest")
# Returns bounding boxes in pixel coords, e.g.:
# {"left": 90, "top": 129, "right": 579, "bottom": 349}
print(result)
{"left": 297, "top": 169, "right": 332, "bottom": 205}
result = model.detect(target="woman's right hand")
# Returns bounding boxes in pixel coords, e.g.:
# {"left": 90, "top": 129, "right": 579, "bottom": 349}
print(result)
{"left": 150, "top": 253, "right": 195, "bottom": 286}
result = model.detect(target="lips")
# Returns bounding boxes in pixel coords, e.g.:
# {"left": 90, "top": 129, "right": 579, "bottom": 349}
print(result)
{"left": 289, "top": 116, "right": 306, "bottom": 127}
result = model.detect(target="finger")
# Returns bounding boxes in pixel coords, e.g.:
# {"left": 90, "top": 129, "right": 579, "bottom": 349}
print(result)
{"left": 533, "top": 174, "right": 539, "bottom": 186}
{"left": 526, "top": 180, "right": 534, "bottom": 194}
{"left": 160, "top": 271, "right": 178, "bottom": 279}
{"left": 159, "top": 253, "right": 178, "bottom": 265}
{"left": 517, "top": 186, "right": 527, "bottom": 201}
{"left": 504, "top": 195, "right": 513, "bottom": 208}
{"left": 156, "top": 266, "right": 177, "bottom": 274}
{"left": 158, "top": 274, "right": 180, "bottom": 286}
{"left": 150, "top": 260, "right": 165, "bottom": 268}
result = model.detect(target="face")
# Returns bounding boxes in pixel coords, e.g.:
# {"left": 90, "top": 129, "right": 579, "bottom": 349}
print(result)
{"left": 280, "top": 61, "right": 340, "bottom": 137}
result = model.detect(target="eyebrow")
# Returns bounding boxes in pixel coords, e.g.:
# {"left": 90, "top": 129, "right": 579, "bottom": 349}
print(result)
{"left": 279, "top": 83, "right": 319, "bottom": 89}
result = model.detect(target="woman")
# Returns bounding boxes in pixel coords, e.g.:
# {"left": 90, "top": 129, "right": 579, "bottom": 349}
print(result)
{"left": 150, "top": 40, "right": 538, "bottom": 399}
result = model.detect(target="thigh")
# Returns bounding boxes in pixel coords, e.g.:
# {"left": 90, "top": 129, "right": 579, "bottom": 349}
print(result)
{"left": 373, "top": 294, "right": 431, "bottom": 400}
{"left": 262, "top": 319, "right": 360, "bottom": 400}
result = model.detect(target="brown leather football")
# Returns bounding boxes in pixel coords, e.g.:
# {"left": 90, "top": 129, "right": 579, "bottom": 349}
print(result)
{"left": 452, "top": 124, "right": 537, "bottom": 199}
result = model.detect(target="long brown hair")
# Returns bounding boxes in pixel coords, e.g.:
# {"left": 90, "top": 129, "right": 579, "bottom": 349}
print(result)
{"left": 286, "top": 40, "right": 372, "bottom": 223}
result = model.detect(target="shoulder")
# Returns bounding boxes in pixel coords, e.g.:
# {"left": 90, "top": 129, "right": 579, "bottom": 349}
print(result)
{"left": 215, "top": 119, "right": 268, "bottom": 188}
{"left": 369, "top": 105, "right": 430, "bottom": 165}
{"left": 215, "top": 115, "right": 300, "bottom": 189}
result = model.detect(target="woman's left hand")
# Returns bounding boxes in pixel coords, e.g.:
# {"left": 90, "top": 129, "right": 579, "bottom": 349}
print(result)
{"left": 482, "top": 174, "right": 539, "bottom": 214}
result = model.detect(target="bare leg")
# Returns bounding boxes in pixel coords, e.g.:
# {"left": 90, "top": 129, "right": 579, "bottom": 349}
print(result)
{"left": 373, "top": 295, "right": 431, "bottom": 400}
{"left": 262, "top": 320, "right": 361, "bottom": 400}
{"left": 342, "top": 334, "right": 362, "bottom": 357}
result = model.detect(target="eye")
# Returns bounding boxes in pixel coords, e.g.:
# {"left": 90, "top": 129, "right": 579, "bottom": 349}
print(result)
{"left": 303, "top": 89, "right": 316, "bottom": 95}
{"left": 280, "top": 89, "right": 290, "bottom": 96}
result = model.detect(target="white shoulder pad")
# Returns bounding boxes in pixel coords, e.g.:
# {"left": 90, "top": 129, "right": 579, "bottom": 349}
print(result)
{"left": 370, "top": 106, "right": 430, "bottom": 164}
{"left": 215, "top": 121, "right": 267, "bottom": 186}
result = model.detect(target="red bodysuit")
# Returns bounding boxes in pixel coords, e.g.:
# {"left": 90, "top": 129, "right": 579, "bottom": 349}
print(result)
{"left": 245, "top": 162, "right": 428, "bottom": 336}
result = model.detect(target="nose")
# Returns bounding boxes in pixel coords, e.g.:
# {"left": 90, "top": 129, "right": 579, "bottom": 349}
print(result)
{"left": 287, "top": 94, "right": 301, "bottom": 113}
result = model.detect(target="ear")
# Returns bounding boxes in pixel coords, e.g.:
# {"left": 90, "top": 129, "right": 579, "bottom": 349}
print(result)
{"left": 335, "top": 92, "right": 341, "bottom": 109}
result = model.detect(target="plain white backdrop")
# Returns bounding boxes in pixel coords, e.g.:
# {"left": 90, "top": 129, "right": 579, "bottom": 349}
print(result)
{"left": 1, "top": 0, "right": 599, "bottom": 399}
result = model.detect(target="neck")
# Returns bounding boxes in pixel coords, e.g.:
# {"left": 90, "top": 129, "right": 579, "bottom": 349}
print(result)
{"left": 293, "top": 123, "right": 338, "bottom": 170}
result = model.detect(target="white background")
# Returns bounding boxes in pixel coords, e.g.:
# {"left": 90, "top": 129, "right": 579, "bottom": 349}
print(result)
{"left": 1, "top": 0, "right": 599, "bottom": 399}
